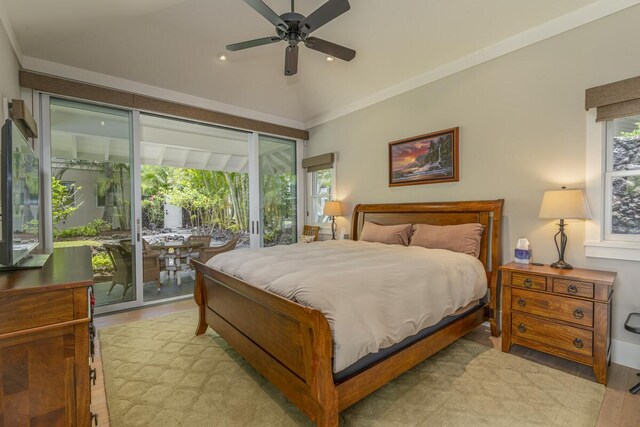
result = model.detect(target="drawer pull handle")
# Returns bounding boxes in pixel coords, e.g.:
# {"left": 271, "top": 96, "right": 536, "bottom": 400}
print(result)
{"left": 573, "top": 309, "right": 584, "bottom": 319}
{"left": 573, "top": 338, "right": 584, "bottom": 349}
{"left": 523, "top": 278, "right": 533, "bottom": 288}
{"left": 90, "top": 367, "right": 97, "bottom": 386}
{"left": 567, "top": 284, "right": 578, "bottom": 294}
{"left": 517, "top": 298, "right": 526, "bottom": 307}
{"left": 91, "top": 412, "right": 98, "bottom": 426}
{"left": 518, "top": 323, "right": 527, "bottom": 333}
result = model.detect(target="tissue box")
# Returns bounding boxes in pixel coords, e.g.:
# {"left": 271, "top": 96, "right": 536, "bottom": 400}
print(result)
{"left": 514, "top": 249, "right": 531, "bottom": 264}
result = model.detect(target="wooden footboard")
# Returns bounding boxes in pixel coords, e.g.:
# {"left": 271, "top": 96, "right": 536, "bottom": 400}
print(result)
{"left": 193, "top": 262, "right": 339, "bottom": 426}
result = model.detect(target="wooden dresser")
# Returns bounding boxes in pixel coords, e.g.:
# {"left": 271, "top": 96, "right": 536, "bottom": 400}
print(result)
{"left": 0, "top": 247, "right": 96, "bottom": 426}
{"left": 499, "top": 262, "right": 615, "bottom": 384}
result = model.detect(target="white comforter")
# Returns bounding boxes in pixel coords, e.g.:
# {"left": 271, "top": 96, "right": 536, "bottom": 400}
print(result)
{"left": 206, "top": 240, "right": 487, "bottom": 372}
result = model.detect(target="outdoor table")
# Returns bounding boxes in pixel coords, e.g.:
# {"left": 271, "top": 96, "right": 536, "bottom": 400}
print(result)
{"left": 149, "top": 241, "right": 203, "bottom": 286}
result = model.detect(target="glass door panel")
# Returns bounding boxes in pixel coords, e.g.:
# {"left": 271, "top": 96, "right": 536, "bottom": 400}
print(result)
{"left": 50, "top": 98, "right": 136, "bottom": 307}
{"left": 138, "top": 114, "right": 250, "bottom": 303}
{"left": 258, "top": 135, "right": 297, "bottom": 247}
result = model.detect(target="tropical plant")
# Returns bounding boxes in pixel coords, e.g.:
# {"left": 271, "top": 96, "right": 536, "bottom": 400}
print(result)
{"left": 51, "top": 177, "right": 82, "bottom": 225}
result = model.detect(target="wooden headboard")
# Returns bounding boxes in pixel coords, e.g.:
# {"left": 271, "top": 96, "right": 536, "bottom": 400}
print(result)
{"left": 351, "top": 200, "right": 504, "bottom": 275}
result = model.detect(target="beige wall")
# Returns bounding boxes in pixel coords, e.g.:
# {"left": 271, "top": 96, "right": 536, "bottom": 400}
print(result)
{"left": 0, "top": 20, "right": 20, "bottom": 117}
{"left": 307, "top": 6, "right": 640, "bottom": 354}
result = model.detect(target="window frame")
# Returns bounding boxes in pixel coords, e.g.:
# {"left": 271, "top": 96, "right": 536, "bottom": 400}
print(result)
{"left": 585, "top": 109, "right": 640, "bottom": 260}
{"left": 306, "top": 163, "right": 336, "bottom": 229}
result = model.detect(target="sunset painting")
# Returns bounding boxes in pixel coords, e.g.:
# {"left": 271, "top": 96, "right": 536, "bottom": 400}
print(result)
{"left": 388, "top": 127, "right": 459, "bottom": 186}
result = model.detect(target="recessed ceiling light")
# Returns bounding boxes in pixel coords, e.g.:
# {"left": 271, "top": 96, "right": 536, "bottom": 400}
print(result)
{"left": 217, "top": 54, "right": 228, "bottom": 62}
{"left": 100, "top": 121, "right": 105, "bottom": 126}
{"left": 326, "top": 56, "right": 335, "bottom": 63}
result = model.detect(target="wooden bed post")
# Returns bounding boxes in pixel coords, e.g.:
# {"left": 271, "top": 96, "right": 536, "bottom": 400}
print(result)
{"left": 194, "top": 269, "right": 208, "bottom": 335}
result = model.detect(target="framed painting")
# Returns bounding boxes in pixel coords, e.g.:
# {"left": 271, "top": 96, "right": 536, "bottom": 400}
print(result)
{"left": 388, "top": 127, "right": 459, "bottom": 186}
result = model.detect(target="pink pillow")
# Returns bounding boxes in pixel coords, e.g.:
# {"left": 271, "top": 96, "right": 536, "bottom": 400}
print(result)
{"left": 410, "top": 223, "right": 485, "bottom": 257}
{"left": 359, "top": 221, "right": 412, "bottom": 246}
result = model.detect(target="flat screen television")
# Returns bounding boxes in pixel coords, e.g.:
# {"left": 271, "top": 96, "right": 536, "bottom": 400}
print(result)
{"left": 0, "top": 118, "right": 42, "bottom": 268}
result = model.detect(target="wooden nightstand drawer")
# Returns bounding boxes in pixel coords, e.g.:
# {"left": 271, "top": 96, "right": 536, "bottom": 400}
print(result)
{"left": 552, "top": 278, "right": 594, "bottom": 299}
{"left": 512, "top": 288, "right": 594, "bottom": 327}
{"left": 511, "top": 272, "right": 547, "bottom": 290}
{"left": 512, "top": 313, "right": 593, "bottom": 357}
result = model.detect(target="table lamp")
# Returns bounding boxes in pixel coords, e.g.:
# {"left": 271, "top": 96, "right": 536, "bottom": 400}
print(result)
{"left": 323, "top": 201, "right": 343, "bottom": 240}
{"left": 538, "top": 187, "right": 591, "bottom": 269}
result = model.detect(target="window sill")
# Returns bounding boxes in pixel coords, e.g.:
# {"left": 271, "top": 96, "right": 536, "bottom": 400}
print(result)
{"left": 584, "top": 240, "right": 640, "bottom": 261}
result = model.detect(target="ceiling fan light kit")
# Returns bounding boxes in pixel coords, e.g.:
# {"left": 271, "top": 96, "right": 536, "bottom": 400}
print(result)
{"left": 228, "top": 0, "right": 356, "bottom": 76}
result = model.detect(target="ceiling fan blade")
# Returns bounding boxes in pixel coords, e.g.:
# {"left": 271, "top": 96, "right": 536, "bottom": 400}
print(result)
{"left": 242, "top": 0, "right": 288, "bottom": 32}
{"left": 226, "top": 36, "right": 282, "bottom": 51}
{"left": 284, "top": 45, "right": 299, "bottom": 76}
{"left": 304, "top": 37, "right": 356, "bottom": 61}
{"left": 299, "top": 0, "right": 350, "bottom": 36}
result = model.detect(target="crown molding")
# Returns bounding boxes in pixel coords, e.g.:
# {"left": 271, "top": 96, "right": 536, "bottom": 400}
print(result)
{"left": 21, "top": 56, "right": 306, "bottom": 131}
{"left": 305, "top": 0, "right": 640, "bottom": 129}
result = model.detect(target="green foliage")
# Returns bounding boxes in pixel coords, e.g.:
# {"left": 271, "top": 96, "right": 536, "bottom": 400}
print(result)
{"left": 51, "top": 177, "right": 81, "bottom": 225}
{"left": 141, "top": 166, "right": 249, "bottom": 231}
{"left": 53, "top": 219, "right": 111, "bottom": 239}
{"left": 91, "top": 252, "right": 113, "bottom": 274}
{"left": 621, "top": 122, "right": 640, "bottom": 137}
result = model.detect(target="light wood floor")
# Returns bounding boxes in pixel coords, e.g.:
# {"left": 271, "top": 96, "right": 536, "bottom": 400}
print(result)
{"left": 91, "top": 300, "right": 640, "bottom": 427}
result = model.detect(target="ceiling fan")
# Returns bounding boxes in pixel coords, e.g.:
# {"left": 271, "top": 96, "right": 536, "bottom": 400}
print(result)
{"left": 227, "top": 0, "right": 356, "bottom": 76}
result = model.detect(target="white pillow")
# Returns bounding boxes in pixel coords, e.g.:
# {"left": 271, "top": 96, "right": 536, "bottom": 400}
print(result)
{"left": 299, "top": 235, "right": 315, "bottom": 243}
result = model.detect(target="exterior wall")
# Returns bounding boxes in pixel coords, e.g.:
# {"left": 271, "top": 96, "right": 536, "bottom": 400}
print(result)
{"left": 53, "top": 168, "right": 131, "bottom": 231}
{"left": 307, "top": 6, "right": 640, "bottom": 365}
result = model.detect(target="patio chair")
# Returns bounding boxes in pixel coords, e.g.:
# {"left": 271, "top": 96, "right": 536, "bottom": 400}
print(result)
{"left": 104, "top": 243, "right": 134, "bottom": 299}
{"left": 120, "top": 239, "right": 162, "bottom": 291}
{"left": 186, "top": 234, "right": 212, "bottom": 262}
{"left": 199, "top": 234, "right": 240, "bottom": 263}
{"left": 303, "top": 225, "right": 320, "bottom": 241}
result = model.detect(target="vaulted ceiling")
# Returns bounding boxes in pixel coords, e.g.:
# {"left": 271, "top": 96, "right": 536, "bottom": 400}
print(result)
{"left": 3, "top": 0, "right": 606, "bottom": 126}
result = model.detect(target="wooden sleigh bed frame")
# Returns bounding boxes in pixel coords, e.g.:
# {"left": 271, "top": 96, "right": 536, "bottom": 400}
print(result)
{"left": 192, "top": 200, "right": 504, "bottom": 426}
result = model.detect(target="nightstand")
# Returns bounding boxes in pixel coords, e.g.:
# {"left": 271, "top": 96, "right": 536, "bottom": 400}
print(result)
{"left": 499, "top": 262, "right": 615, "bottom": 384}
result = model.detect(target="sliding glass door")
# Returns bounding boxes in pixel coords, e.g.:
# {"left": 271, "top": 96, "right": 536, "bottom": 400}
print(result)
{"left": 257, "top": 135, "right": 297, "bottom": 247}
{"left": 48, "top": 98, "right": 137, "bottom": 309}
{"left": 42, "top": 95, "right": 302, "bottom": 313}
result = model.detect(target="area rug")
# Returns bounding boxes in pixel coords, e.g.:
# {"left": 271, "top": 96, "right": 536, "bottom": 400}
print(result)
{"left": 100, "top": 310, "right": 605, "bottom": 426}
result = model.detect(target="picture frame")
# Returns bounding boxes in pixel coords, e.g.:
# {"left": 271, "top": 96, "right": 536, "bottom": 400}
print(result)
{"left": 388, "top": 127, "right": 459, "bottom": 186}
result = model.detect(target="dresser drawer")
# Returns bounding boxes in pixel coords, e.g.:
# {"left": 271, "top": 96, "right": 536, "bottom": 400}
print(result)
{"left": 512, "top": 313, "right": 593, "bottom": 357}
{"left": 552, "top": 278, "right": 594, "bottom": 299}
{"left": 511, "top": 272, "right": 547, "bottom": 290}
{"left": 0, "top": 290, "right": 75, "bottom": 334}
{"left": 512, "top": 288, "right": 594, "bottom": 327}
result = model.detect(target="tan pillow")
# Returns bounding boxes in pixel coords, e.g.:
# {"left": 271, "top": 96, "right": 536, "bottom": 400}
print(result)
{"left": 410, "top": 223, "right": 485, "bottom": 257}
{"left": 359, "top": 221, "right": 412, "bottom": 246}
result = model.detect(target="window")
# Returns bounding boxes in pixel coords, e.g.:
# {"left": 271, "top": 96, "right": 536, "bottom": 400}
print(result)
{"left": 585, "top": 110, "right": 640, "bottom": 260}
{"left": 605, "top": 115, "right": 640, "bottom": 241}
{"left": 308, "top": 168, "right": 334, "bottom": 225}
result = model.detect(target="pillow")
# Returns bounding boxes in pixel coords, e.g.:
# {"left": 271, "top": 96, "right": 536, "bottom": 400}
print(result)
{"left": 359, "top": 221, "right": 412, "bottom": 246}
{"left": 299, "top": 235, "right": 315, "bottom": 243}
{"left": 410, "top": 223, "right": 485, "bottom": 257}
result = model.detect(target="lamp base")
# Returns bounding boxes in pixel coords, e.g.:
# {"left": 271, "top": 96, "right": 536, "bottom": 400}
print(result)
{"left": 550, "top": 260, "right": 573, "bottom": 269}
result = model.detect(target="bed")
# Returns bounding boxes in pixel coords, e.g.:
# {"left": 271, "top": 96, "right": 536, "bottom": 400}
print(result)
{"left": 192, "top": 200, "right": 504, "bottom": 426}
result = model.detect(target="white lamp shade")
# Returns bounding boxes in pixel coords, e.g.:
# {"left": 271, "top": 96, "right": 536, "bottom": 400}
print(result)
{"left": 323, "top": 201, "right": 343, "bottom": 217}
{"left": 539, "top": 188, "right": 591, "bottom": 220}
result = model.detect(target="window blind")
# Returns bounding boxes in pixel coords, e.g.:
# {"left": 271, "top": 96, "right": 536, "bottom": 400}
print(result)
{"left": 302, "top": 153, "right": 334, "bottom": 172}
{"left": 586, "top": 75, "right": 640, "bottom": 122}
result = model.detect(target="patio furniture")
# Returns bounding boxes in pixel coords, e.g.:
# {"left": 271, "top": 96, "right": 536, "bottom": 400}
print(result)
{"left": 122, "top": 239, "right": 162, "bottom": 291}
{"left": 303, "top": 225, "right": 320, "bottom": 241}
{"left": 104, "top": 243, "right": 133, "bottom": 299}
{"left": 150, "top": 241, "right": 204, "bottom": 286}
{"left": 199, "top": 234, "right": 240, "bottom": 263}
{"left": 186, "top": 235, "right": 212, "bottom": 261}
{"left": 624, "top": 313, "right": 640, "bottom": 394}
